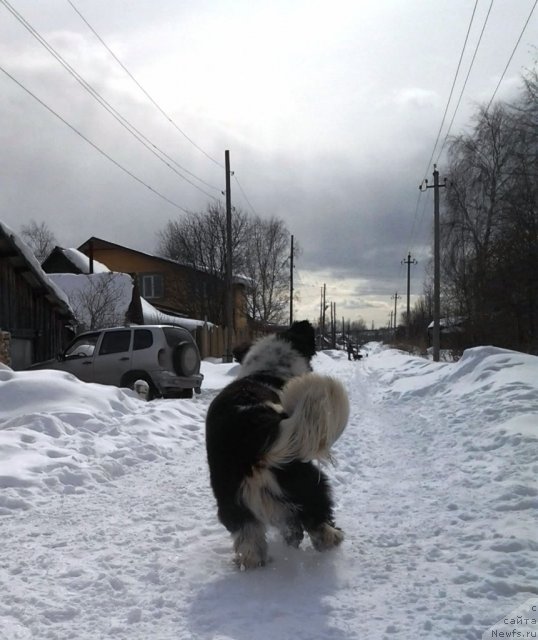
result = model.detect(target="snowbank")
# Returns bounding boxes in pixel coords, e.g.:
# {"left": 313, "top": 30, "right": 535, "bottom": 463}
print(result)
{"left": 0, "top": 345, "right": 536, "bottom": 639}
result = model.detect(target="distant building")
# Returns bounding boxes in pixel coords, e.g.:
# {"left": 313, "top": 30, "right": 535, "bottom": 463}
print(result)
{"left": 427, "top": 316, "right": 467, "bottom": 350}
{"left": 0, "top": 221, "right": 74, "bottom": 369}
{"left": 76, "top": 237, "right": 249, "bottom": 333}
{"left": 42, "top": 246, "right": 144, "bottom": 329}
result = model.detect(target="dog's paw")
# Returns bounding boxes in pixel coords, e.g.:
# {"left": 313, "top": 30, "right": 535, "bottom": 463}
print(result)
{"left": 232, "top": 523, "right": 268, "bottom": 570}
{"left": 281, "top": 520, "right": 304, "bottom": 549}
{"left": 234, "top": 552, "right": 268, "bottom": 571}
{"left": 309, "top": 523, "right": 344, "bottom": 552}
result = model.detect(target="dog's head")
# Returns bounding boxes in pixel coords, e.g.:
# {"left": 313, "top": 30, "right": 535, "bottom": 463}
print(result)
{"left": 279, "top": 320, "right": 316, "bottom": 362}
{"left": 232, "top": 342, "right": 251, "bottom": 364}
{"left": 237, "top": 320, "right": 316, "bottom": 380}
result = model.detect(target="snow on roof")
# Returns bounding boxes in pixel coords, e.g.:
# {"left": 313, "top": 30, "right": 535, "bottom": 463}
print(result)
{"left": 140, "top": 298, "right": 210, "bottom": 332}
{"left": 62, "top": 248, "right": 110, "bottom": 274}
{"left": 0, "top": 219, "right": 73, "bottom": 314}
{"left": 427, "top": 316, "right": 466, "bottom": 330}
{"left": 49, "top": 270, "right": 213, "bottom": 333}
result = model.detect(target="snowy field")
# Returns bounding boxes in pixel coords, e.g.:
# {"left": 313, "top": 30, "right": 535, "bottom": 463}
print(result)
{"left": 0, "top": 343, "right": 537, "bottom": 640}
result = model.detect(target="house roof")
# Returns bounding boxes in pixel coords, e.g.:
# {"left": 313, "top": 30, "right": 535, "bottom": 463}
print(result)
{"left": 0, "top": 220, "right": 74, "bottom": 319}
{"left": 42, "top": 240, "right": 208, "bottom": 332}
{"left": 77, "top": 236, "right": 250, "bottom": 287}
{"left": 43, "top": 246, "right": 110, "bottom": 274}
{"left": 78, "top": 237, "right": 183, "bottom": 269}
{"left": 139, "top": 298, "right": 209, "bottom": 332}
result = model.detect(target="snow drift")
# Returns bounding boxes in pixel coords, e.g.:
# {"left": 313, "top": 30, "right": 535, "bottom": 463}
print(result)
{"left": 0, "top": 345, "right": 537, "bottom": 639}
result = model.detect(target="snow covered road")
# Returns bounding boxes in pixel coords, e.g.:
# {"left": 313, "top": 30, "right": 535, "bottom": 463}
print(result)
{"left": 1, "top": 345, "right": 537, "bottom": 639}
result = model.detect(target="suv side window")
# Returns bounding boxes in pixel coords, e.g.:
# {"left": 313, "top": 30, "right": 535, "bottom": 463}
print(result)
{"left": 64, "top": 333, "right": 100, "bottom": 359}
{"left": 99, "top": 330, "right": 131, "bottom": 355}
{"left": 133, "top": 329, "right": 153, "bottom": 351}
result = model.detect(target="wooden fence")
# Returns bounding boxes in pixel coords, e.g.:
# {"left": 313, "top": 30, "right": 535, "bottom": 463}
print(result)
{"left": 194, "top": 323, "right": 270, "bottom": 360}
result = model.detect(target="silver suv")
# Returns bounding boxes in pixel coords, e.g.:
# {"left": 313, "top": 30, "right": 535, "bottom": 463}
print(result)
{"left": 29, "top": 325, "right": 203, "bottom": 399}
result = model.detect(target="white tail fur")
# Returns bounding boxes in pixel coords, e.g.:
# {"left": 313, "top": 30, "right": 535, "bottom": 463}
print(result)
{"left": 264, "top": 373, "right": 349, "bottom": 466}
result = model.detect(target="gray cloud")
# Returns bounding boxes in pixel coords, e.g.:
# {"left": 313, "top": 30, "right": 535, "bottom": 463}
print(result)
{"left": 1, "top": 0, "right": 536, "bottom": 327}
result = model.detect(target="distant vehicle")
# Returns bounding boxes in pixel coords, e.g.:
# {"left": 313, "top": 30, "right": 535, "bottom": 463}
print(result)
{"left": 27, "top": 325, "right": 203, "bottom": 399}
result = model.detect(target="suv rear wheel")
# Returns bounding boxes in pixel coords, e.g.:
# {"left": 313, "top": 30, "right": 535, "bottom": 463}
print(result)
{"left": 173, "top": 342, "right": 199, "bottom": 377}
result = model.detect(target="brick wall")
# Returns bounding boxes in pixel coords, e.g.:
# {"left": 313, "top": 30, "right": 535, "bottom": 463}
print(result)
{"left": 0, "top": 330, "right": 11, "bottom": 367}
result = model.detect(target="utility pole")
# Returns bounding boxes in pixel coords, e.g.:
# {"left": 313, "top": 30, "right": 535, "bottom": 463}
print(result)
{"left": 329, "top": 302, "right": 333, "bottom": 348}
{"left": 321, "top": 283, "right": 327, "bottom": 347}
{"left": 319, "top": 287, "right": 323, "bottom": 349}
{"left": 224, "top": 150, "right": 233, "bottom": 362}
{"left": 401, "top": 252, "right": 417, "bottom": 339}
{"left": 332, "top": 302, "right": 337, "bottom": 348}
{"left": 420, "top": 165, "right": 446, "bottom": 362}
{"left": 391, "top": 292, "right": 401, "bottom": 337}
{"left": 289, "top": 235, "right": 294, "bottom": 325}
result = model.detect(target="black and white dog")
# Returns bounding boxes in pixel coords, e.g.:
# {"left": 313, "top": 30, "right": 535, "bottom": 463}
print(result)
{"left": 205, "top": 320, "right": 349, "bottom": 570}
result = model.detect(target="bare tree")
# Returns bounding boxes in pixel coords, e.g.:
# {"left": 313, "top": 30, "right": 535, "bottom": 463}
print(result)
{"left": 243, "top": 216, "right": 291, "bottom": 324}
{"left": 20, "top": 219, "right": 57, "bottom": 263}
{"left": 157, "top": 203, "right": 250, "bottom": 276}
{"left": 431, "top": 66, "right": 538, "bottom": 352}
{"left": 157, "top": 205, "right": 293, "bottom": 325}
{"left": 70, "top": 274, "right": 129, "bottom": 332}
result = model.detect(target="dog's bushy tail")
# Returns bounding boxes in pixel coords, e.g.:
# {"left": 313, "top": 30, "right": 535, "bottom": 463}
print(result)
{"left": 264, "top": 373, "right": 349, "bottom": 466}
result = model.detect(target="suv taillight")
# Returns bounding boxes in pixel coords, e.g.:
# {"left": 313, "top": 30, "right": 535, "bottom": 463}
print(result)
{"left": 158, "top": 348, "right": 166, "bottom": 367}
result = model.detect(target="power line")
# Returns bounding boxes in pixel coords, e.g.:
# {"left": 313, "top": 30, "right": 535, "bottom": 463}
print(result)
{"left": 409, "top": 1, "right": 482, "bottom": 274}
{"left": 415, "top": 186, "right": 433, "bottom": 244}
{"left": 436, "top": 0, "right": 495, "bottom": 164}
{"left": 67, "top": 0, "right": 224, "bottom": 169}
{"left": 403, "top": 184, "right": 432, "bottom": 289}
{"left": 485, "top": 0, "right": 538, "bottom": 114}
{"left": 0, "top": 64, "right": 190, "bottom": 213}
{"left": 421, "top": 0, "right": 479, "bottom": 182}
{"left": 404, "top": 0, "right": 536, "bottom": 310}
{"left": 1, "top": 0, "right": 221, "bottom": 201}
{"left": 233, "top": 175, "right": 258, "bottom": 217}
{"left": 405, "top": 189, "right": 425, "bottom": 257}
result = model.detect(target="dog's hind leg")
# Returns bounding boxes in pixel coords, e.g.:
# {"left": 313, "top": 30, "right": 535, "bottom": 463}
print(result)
{"left": 279, "top": 515, "right": 304, "bottom": 548}
{"left": 274, "top": 461, "right": 344, "bottom": 552}
{"left": 233, "top": 521, "right": 268, "bottom": 570}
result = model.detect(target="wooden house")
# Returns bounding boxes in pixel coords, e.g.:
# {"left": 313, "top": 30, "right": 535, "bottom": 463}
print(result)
{"left": 0, "top": 222, "right": 75, "bottom": 369}
{"left": 42, "top": 246, "right": 144, "bottom": 327}
{"left": 76, "top": 237, "right": 249, "bottom": 333}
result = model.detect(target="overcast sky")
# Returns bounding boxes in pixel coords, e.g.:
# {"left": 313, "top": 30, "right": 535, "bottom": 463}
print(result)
{"left": 1, "top": 0, "right": 537, "bottom": 327}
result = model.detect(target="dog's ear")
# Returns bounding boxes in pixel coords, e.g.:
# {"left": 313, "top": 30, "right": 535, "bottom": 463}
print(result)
{"left": 280, "top": 320, "right": 316, "bottom": 360}
{"left": 232, "top": 342, "right": 252, "bottom": 363}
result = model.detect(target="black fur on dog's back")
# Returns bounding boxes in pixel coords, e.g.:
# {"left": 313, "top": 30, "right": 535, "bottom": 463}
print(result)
{"left": 206, "top": 374, "right": 283, "bottom": 531}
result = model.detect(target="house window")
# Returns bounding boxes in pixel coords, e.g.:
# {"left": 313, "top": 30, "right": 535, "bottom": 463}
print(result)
{"left": 140, "top": 273, "right": 164, "bottom": 299}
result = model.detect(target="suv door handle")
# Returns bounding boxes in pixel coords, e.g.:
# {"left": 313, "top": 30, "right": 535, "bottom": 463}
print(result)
{"left": 119, "top": 357, "right": 129, "bottom": 361}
